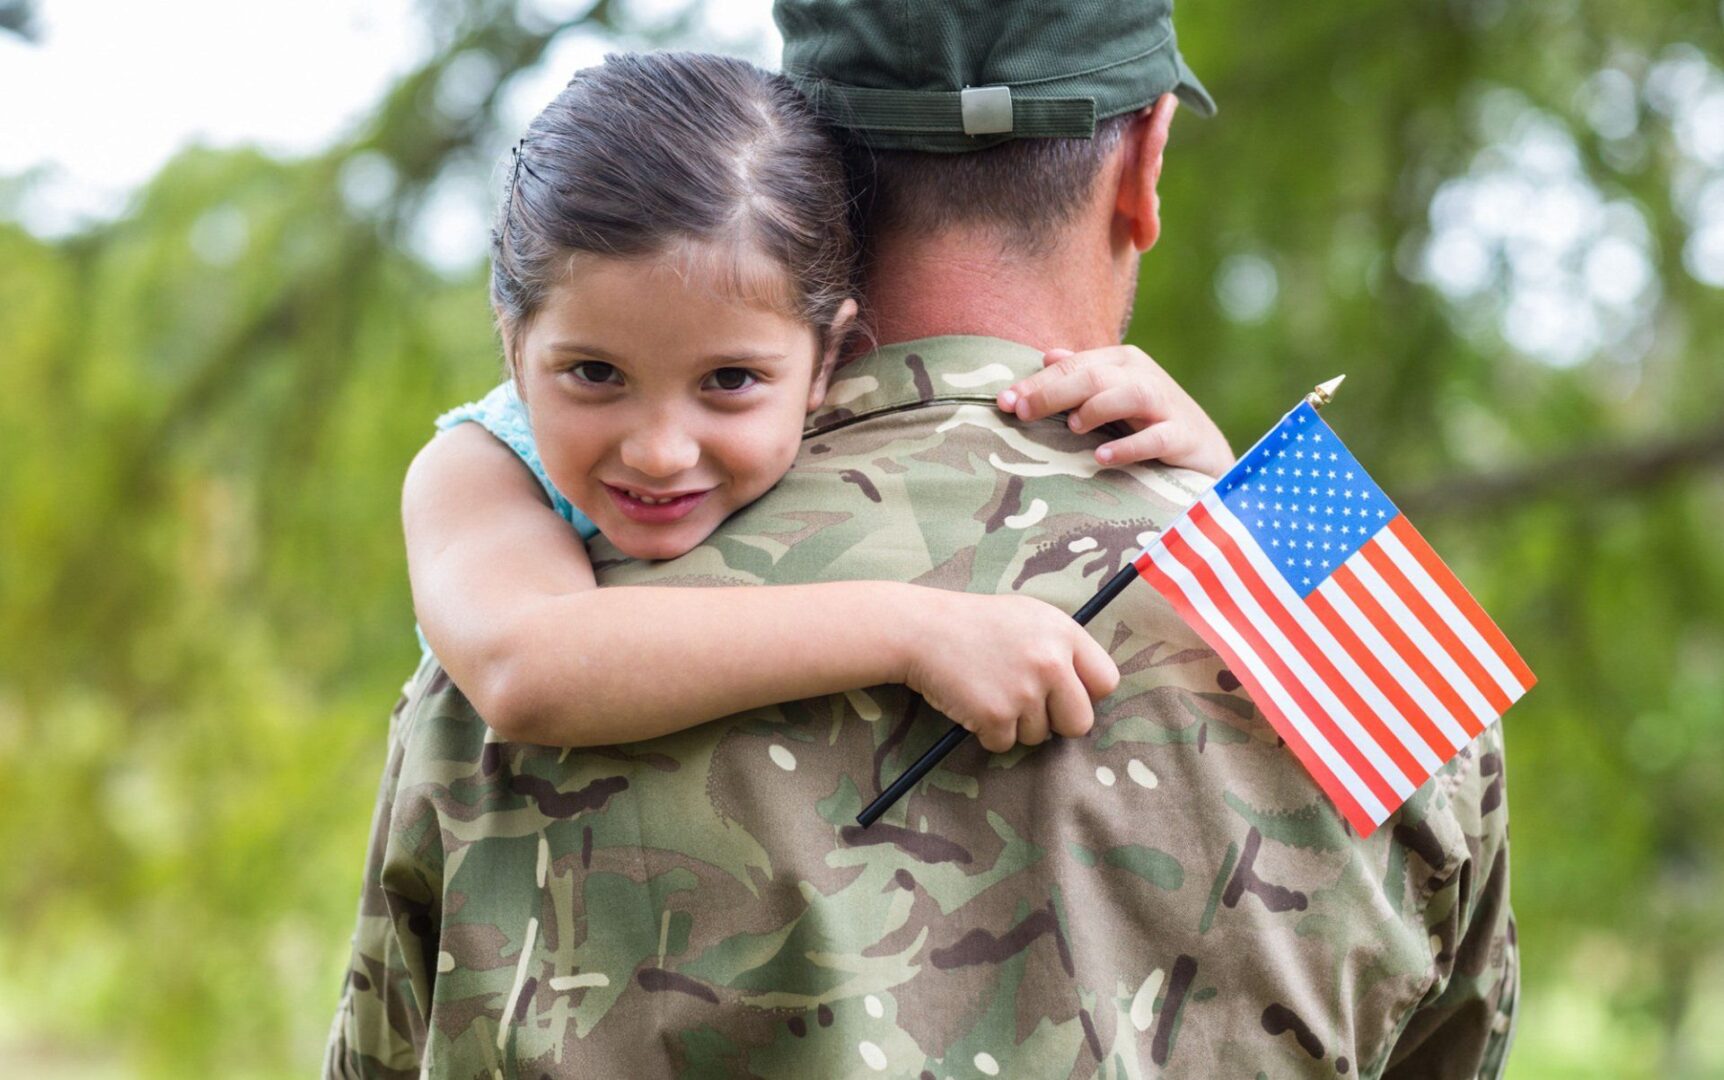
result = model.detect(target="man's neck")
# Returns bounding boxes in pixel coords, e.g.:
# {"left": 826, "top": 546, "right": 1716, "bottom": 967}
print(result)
{"left": 859, "top": 226, "right": 1128, "bottom": 353}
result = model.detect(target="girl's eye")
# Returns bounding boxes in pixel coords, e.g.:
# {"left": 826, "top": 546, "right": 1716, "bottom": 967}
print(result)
{"left": 706, "top": 368, "right": 758, "bottom": 392}
{"left": 569, "top": 360, "right": 620, "bottom": 385}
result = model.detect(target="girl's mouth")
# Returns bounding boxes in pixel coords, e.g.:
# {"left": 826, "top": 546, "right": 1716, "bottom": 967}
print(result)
{"left": 603, "top": 484, "right": 712, "bottom": 524}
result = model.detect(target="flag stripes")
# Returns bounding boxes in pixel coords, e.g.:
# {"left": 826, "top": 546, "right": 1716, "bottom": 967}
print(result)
{"left": 1178, "top": 506, "right": 1415, "bottom": 797}
{"left": 1193, "top": 501, "right": 1443, "bottom": 778}
{"left": 1136, "top": 544, "right": 1383, "bottom": 834}
{"left": 1136, "top": 490, "right": 1533, "bottom": 835}
{"left": 1381, "top": 517, "right": 1534, "bottom": 694}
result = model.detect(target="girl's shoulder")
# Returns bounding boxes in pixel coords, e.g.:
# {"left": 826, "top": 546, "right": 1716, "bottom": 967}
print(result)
{"left": 435, "top": 381, "right": 598, "bottom": 539}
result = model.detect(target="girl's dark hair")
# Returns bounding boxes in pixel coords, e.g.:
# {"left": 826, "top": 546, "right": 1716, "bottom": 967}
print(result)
{"left": 491, "top": 52, "right": 857, "bottom": 363}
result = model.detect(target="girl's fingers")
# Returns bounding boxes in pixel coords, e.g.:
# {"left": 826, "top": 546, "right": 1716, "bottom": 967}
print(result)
{"left": 1067, "top": 383, "right": 1167, "bottom": 434}
{"left": 1009, "top": 361, "right": 1129, "bottom": 421}
{"left": 1072, "top": 633, "right": 1121, "bottom": 702}
{"left": 1016, "top": 701, "right": 1052, "bottom": 747}
{"left": 998, "top": 349, "right": 1075, "bottom": 412}
{"left": 1045, "top": 670, "right": 1096, "bottom": 740}
{"left": 980, "top": 713, "right": 1021, "bottom": 753}
{"left": 1095, "top": 422, "right": 1182, "bottom": 466}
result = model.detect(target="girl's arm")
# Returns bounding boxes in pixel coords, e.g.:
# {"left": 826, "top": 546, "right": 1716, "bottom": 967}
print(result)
{"left": 406, "top": 424, "right": 1115, "bottom": 749}
{"left": 998, "top": 345, "right": 1236, "bottom": 477}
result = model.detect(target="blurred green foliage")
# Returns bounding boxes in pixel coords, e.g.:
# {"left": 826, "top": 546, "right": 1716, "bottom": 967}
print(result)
{"left": 1, "top": 0, "right": 1721, "bottom": 1075}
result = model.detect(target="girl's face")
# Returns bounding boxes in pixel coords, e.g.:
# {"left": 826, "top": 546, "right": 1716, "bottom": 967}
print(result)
{"left": 514, "top": 245, "right": 838, "bottom": 562}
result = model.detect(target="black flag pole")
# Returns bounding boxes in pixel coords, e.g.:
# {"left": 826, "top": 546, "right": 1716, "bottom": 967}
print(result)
{"left": 853, "top": 375, "right": 1347, "bottom": 829}
{"left": 855, "top": 560, "right": 1139, "bottom": 828}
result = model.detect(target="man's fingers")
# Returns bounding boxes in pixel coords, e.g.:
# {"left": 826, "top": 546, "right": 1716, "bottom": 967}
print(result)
{"left": 1095, "top": 421, "right": 1183, "bottom": 466}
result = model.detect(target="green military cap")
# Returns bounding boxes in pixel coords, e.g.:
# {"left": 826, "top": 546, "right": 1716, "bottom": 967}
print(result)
{"left": 774, "top": 0, "right": 1216, "bottom": 152}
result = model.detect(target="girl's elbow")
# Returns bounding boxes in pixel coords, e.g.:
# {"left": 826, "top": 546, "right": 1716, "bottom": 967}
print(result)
{"left": 468, "top": 661, "right": 542, "bottom": 743}
{"left": 476, "top": 662, "right": 596, "bottom": 747}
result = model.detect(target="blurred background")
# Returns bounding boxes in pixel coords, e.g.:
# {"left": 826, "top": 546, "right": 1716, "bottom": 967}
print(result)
{"left": 1, "top": 0, "right": 1721, "bottom": 1075}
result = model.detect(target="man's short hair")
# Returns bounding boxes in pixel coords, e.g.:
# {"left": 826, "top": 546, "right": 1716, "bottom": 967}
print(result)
{"left": 844, "top": 114, "right": 1134, "bottom": 253}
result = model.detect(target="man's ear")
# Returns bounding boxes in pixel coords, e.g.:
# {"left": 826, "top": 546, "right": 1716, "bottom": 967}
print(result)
{"left": 1115, "top": 93, "right": 1178, "bottom": 253}
{"left": 808, "top": 298, "right": 860, "bottom": 411}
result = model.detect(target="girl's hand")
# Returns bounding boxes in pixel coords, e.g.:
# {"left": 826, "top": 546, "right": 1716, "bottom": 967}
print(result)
{"left": 996, "top": 346, "right": 1235, "bottom": 479}
{"left": 902, "top": 591, "right": 1120, "bottom": 753}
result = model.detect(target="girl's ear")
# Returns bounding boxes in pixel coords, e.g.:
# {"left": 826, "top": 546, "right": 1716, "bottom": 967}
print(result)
{"left": 497, "top": 308, "right": 527, "bottom": 399}
{"left": 808, "top": 298, "right": 860, "bottom": 411}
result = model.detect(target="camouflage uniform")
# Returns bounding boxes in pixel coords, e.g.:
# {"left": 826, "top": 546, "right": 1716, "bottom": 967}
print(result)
{"left": 326, "top": 337, "right": 1517, "bottom": 1079}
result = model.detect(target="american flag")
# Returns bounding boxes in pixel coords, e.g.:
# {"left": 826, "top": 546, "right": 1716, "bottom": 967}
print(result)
{"left": 1134, "top": 400, "right": 1535, "bottom": 835}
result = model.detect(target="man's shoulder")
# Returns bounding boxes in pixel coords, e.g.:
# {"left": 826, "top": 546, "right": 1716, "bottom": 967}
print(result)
{"left": 593, "top": 334, "right": 1211, "bottom": 597}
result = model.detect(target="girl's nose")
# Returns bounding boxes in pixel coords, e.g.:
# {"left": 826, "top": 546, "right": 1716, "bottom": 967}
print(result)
{"left": 619, "top": 416, "right": 701, "bottom": 478}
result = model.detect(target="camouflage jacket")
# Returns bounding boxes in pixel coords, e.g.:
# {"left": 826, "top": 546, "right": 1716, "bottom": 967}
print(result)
{"left": 325, "top": 337, "right": 1517, "bottom": 1079}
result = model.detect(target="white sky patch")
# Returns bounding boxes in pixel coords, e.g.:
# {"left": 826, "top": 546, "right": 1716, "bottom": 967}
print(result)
{"left": 1, "top": 0, "right": 780, "bottom": 240}
{"left": 1, "top": 0, "right": 426, "bottom": 234}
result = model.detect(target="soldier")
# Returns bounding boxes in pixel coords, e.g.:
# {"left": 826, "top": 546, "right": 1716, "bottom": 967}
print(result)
{"left": 327, "top": 1, "right": 1517, "bottom": 1076}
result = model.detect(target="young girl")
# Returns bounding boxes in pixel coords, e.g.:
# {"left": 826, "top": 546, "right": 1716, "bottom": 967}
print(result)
{"left": 405, "top": 52, "right": 1232, "bottom": 756}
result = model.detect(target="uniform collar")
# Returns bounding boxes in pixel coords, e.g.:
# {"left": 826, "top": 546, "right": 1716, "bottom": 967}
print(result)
{"left": 805, "top": 335, "right": 1045, "bottom": 436}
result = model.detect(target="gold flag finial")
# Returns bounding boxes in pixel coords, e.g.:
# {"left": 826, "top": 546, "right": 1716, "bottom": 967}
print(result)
{"left": 1305, "top": 374, "right": 1346, "bottom": 410}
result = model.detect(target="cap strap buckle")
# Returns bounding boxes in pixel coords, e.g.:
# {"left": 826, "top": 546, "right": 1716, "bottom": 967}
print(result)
{"left": 960, "top": 86, "right": 1013, "bottom": 135}
{"left": 790, "top": 76, "right": 1097, "bottom": 140}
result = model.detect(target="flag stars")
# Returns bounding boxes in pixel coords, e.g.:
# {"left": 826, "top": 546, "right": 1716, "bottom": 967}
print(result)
{"left": 1345, "top": 471, "right": 1355, "bottom": 480}
{"left": 1329, "top": 452, "right": 1338, "bottom": 461}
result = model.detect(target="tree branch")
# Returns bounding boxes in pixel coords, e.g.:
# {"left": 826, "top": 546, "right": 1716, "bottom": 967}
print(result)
{"left": 1399, "top": 424, "right": 1724, "bottom": 519}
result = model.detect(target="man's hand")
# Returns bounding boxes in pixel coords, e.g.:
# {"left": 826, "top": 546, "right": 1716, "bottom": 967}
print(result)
{"left": 902, "top": 591, "right": 1120, "bottom": 752}
{"left": 997, "top": 346, "right": 1235, "bottom": 479}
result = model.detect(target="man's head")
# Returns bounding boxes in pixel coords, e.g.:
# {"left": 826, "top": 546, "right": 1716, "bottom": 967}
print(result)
{"left": 774, "top": 0, "right": 1213, "bottom": 345}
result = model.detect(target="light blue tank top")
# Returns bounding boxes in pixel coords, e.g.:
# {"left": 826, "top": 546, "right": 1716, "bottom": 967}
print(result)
{"left": 416, "top": 380, "right": 601, "bottom": 658}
